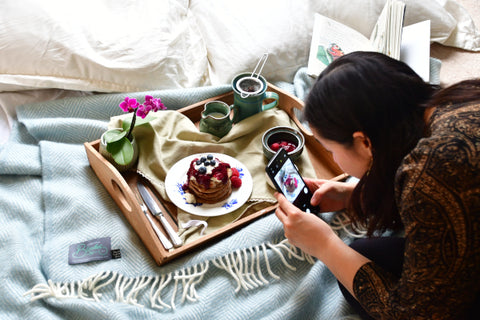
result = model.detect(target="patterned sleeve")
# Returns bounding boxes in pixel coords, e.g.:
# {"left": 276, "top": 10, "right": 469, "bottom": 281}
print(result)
{"left": 352, "top": 104, "right": 480, "bottom": 319}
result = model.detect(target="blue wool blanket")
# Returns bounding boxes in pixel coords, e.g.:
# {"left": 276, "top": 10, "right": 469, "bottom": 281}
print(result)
{"left": 0, "top": 69, "right": 363, "bottom": 319}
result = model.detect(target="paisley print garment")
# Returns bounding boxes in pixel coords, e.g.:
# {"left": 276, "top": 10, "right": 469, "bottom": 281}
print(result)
{"left": 353, "top": 102, "right": 480, "bottom": 319}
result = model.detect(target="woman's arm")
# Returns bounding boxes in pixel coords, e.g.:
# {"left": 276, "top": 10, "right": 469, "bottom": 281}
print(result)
{"left": 304, "top": 178, "right": 357, "bottom": 213}
{"left": 274, "top": 192, "right": 370, "bottom": 296}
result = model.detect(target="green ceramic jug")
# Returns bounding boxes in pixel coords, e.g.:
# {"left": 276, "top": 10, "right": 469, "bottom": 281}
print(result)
{"left": 199, "top": 101, "right": 234, "bottom": 138}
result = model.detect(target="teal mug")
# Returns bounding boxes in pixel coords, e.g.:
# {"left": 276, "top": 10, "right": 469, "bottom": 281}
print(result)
{"left": 231, "top": 72, "right": 279, "bottom": 123}
{"left": 199, "top": 101, "right": 234, "bottom": 138}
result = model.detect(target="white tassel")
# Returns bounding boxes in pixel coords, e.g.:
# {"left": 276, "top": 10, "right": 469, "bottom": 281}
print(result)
{"left": 261, "top": 243, "right": 280, "bottom": 280}
{"left": 125, "top": 276, "right": 152, "bottom": 307}
{"left": 54, "top": 282, "right": 73, "bottom": 299}
{"left": 150, "top": 274, "right": 173, "bottom": 310}
{"left": 212, "top": 241, "right": 307, "bottom": 293}
{"left": 90, "top": 271, "right": 118, "bottom": 302}
{"left": 24, "top": 238, "right": 316, "bottom": 309}
{"left": 171, "top": 271, "right": 180, "bottom": 310}
{"left": 273, "top": 239, "right": 315, "bottom": 264}
{"left": 78, "top": 271, "right": 116, "bottom": 302}
{"left": 174, "top": 262, "right": 209, "bottom": 303}
{"left": 267, "top": 242, "right": 297, "bottom": 271}
{"left": 114, "top": 274, "right": 134, "bottom": 303}
{"left": 254, "top": 245, "right": 269, "bottom": 285}
{"left": 177, "top": 269, "right": 188, "bottom": 304}
{"left": 212, "top": 254, "right": 245, "bottom": 293}
{"left": 231, "top": 250, "right": 253, "bottom": 291}
{"left": 23, "top": 279, "right": 77, "bottom": 301}
{"left": 330, "top": 211, "right": 367, "bottom": 238}
{"left": 188, "top": 263, "right": 207, "bottom": 300}
{"left": 242, "top": 248, "right": 260, "bottom": 288}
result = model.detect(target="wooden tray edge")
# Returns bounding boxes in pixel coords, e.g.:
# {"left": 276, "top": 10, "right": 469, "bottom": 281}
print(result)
{"left": 85, "top": 84, "right": 344, "bottom": 265}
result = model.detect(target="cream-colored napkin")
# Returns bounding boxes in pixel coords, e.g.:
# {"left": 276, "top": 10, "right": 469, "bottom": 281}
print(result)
{"left": 109, "top": 108, "right": 316, "bottom": 244}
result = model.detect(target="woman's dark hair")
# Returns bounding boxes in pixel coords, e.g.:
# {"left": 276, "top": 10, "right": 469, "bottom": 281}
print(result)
{"left": 428, "top": 79, "right": 480, "bottom": 108}
{"left": 304, "top": 51, "right": 437, "bottom": 236}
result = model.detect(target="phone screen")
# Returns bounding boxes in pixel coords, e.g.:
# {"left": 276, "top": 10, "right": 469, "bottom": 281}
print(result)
{"left": 273, "top": 157, "right": 305, "bottom": 202}
{"left": 266, "top": 148, "right": 317, "bottom": 213}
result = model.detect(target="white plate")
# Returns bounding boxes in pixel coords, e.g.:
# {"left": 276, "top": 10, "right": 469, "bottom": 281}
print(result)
{"left": 165, "top": 153, "right": 253, "bottom": 217}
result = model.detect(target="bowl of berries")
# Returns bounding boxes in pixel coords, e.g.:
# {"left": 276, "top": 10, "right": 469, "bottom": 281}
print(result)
{"left": 262, "top": 126, "right": 304, "bottom": 161}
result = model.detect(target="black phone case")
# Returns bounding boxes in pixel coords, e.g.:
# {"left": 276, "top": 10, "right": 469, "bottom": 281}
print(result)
{"left": 265, "top": 148, "right": 317, "bottom": 213}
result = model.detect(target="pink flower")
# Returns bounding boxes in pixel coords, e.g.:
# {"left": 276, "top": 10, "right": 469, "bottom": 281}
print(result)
{"left": 119, "top": 95, "right": 166, "bottom": 118}
{"left": 107, "top": 95, "right": 166, "bottom": 165}
{"left": 119, "top": 97, "right": 139, "bottom": 113}
{"left": 136, "top": 107, "right": 147, "bottom": 119}
{"left": 136, "top": 95, "right": 166, "bottom": 119}
{"left": 118, "top": 95, "right": 166, "bottom": 141}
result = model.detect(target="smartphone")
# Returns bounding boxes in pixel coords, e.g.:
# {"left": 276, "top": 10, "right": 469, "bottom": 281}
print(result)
{"left": 266, "top": 148, "right": 317, "bottom": 213}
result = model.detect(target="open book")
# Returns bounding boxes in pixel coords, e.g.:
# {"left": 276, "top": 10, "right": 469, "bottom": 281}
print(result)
{"left": 307, "top": 0, "right": 406, "bottom": 77}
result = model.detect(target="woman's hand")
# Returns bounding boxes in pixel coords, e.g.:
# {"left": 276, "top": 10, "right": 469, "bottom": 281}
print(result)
{"left": 304, "top": 178, "right": 356, "bottom": 213}
{"left": 274, "top": 190, "right": 370, "bottom": 296}
{"left": 274, "top": 192, "right": 338, "bottom": 259}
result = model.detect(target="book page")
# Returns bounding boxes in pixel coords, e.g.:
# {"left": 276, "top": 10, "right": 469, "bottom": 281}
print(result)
{"left": 370, "top": 0, "right": 405, "bottom": 60}
{"left": 307, "top": 13, "right": 373, "bottom": 77}
{"left": 400, "top": 20, "right": 431, "bottom": 82}
{"left": 388, "top": 1, "right": 406, "bottom": 59}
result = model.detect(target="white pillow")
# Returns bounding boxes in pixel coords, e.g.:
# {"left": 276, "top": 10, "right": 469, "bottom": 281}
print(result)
{"left": 192, "top": 0, "right": 479, "bottom": 86}
{"left": 0, "top": 0, "right": 209, "bottom": 92}
{"left": 0, "top": 0, "right": 477, "bottom": 93}
{"left": 433, "top": 0, "right": 480, "bottom": 50}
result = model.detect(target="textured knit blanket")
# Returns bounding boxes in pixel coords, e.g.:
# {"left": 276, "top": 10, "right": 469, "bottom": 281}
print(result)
{"left": 0, "top": 69, "right": 363, "bottom": 319}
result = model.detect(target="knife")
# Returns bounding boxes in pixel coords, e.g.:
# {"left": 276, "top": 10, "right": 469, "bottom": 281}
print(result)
{"left": 137, "top": 181, "right": 183, "bottom": 248}
{"left": 134, "top": 192, "right": 173, "bottom": 250}
{"left": 136, "top": 169, "right": 178, "bottom": 227}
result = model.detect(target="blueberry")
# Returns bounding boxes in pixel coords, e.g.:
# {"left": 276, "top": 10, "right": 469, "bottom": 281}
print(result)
{"left": 198, "top": 166, "right": 207, "bottom": 174}
{"left": 207, "top": 154, "right": 214, "bottom": 160}
{"left": 200, "top": 157, "right": 207, "bottom": 163}
{"left": 210, "top": 160, "right": 216, "bottom": 166}
{"left": 204, "top": 161, "right": 211, "bottom": 166}
{"left": 196, "top": 160, "right": 202, "bottom": 165}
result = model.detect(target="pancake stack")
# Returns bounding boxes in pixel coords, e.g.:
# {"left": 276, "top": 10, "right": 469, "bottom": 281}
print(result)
{"left": 183, "top": 155, "right": 233, "bottom": 204}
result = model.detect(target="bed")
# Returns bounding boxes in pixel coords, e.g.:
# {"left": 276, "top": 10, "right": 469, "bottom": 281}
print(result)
{"left": 1, "top": 1, "right": 478, "bottom": 319}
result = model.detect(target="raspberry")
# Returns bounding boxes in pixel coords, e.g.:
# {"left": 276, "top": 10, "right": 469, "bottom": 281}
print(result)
{"left": 214, "top": 172, "right": 225, "bottom": 181}
{"left": 284, "top": 142, "right": 296, "bottom": 152}
{"left": 270, "top": 141, "right": 297, "bottom": 153}
{"left": 270, "top": 143, "right": 280, "bottom": 151}
{"left": 231, "top": 168, "right": 240, "bottom": 177}
{"left": 231, "top": 176, "right": 242, "bottom": 188}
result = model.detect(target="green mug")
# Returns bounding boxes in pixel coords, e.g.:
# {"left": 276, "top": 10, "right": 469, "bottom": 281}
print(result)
{"left": 199, "top": 101, "right": 234, "bottom": 138}
{"left": 231, "top": 72, "right": 279, "bottom": 123}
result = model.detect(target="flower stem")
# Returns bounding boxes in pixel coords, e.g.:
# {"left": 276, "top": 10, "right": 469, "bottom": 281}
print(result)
{"left": 126, "top": 108, "right": 137, "bottom": 141}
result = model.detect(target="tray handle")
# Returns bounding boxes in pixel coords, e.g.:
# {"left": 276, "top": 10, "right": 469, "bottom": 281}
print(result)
{"left": 85, "top": 141, "right": 138, "bottom": 222}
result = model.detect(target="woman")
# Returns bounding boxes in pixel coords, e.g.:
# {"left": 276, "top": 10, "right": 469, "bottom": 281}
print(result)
{"left": 274, "top": 51, "right": 480, "bottom": 319}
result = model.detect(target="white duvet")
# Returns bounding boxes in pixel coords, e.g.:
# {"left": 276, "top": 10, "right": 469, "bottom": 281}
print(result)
{"left": 0, "top": 0, "right": 478, "bottom": 94}
{"left": 0, "top": 0, "right": 479, "bottom": 143}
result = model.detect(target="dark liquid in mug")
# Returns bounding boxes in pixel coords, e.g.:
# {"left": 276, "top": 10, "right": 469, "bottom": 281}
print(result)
{"left": 238, "top": 78, "right": 262, "bottom": 93}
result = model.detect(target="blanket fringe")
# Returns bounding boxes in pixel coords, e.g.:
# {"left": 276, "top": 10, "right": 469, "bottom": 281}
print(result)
{"left": 23, "top": 239, "right": 313, "bottom": 310}
{"left": 330, "top": 211, "right": 367, "bottom": 238}
{"left": 211, "top": 239, "right": 313, "bottom": 293}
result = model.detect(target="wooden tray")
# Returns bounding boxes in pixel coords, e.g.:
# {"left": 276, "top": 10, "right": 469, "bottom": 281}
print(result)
{"left": 84, "top": 83, "right": 343, "bottom": 266}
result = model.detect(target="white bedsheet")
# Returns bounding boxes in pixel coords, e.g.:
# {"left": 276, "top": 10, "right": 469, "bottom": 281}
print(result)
{"left": 0, "top": 0, "right": 478, "bottom": 94}
{"left": 1, "top": 0, "right": 478, "bottom": 144}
